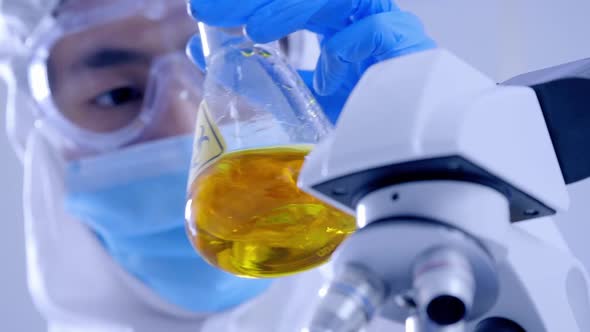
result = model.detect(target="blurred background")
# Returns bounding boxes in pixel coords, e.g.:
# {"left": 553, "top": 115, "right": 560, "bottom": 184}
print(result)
{"left": 2, "top": 0, "right": 590, "bottom": 330}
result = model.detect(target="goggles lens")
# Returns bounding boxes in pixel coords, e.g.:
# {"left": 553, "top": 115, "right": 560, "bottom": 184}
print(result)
{"left": 32, "top": 0, "right": 202, "bottom": 154}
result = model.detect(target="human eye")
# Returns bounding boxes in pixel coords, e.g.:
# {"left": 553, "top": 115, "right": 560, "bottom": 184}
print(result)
{"left": 91, "top": 85, "right": 144, "bottom": 109}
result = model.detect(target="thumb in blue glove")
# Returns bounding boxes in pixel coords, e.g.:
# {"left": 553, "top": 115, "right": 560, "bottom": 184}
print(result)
{"left": 314, "top": 11, "right": 436, "bottom": 97}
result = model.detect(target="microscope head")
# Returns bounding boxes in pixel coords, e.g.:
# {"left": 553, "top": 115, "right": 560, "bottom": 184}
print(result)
{"left": 298, "top": 49, "right": 568, "bottom": 224}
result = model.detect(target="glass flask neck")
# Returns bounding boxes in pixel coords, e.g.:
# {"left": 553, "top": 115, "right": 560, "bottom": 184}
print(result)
{"left": 198, "top": 23, "right": 251, "bottom": 63}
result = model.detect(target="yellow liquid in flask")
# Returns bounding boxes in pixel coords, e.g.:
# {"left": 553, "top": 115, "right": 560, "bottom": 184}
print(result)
{"left": 187, "top": 145, "right": 356, "bottom": 278}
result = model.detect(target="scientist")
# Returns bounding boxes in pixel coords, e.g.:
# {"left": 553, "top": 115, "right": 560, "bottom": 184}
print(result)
{"left": 0, "top": 0, "right": 434, "bottom": 331}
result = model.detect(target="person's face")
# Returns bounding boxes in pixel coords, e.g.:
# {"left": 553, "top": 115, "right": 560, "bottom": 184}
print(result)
{"left": 46, "top": 0, "right": 202, "bottom": 158}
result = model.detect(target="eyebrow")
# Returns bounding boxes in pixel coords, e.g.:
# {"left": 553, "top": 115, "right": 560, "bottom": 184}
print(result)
{"left": 76, "top": 48, "right": 151, "bottom": 70}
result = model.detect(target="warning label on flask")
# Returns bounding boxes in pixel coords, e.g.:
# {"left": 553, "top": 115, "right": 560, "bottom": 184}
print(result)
{"left": 188, "top": 103, "right": 226, "bottom": 187}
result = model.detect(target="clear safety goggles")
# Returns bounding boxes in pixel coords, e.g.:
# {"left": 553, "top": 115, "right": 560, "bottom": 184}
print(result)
{"left": 26, "top": 0, "right": 204, "bottom": 158}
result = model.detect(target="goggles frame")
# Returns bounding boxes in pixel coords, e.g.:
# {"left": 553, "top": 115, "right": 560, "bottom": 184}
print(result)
{"left": 26, "top": 0, "right": 192, "bottom": 153}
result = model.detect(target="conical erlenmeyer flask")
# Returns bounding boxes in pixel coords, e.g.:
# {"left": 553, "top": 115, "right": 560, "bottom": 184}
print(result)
{"left": 185, "top": 25, "right": 356, "bottom": 278}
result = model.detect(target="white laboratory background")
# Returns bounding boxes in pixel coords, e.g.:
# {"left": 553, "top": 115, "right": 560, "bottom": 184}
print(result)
{"left": 2, "top": 0, "right": 590, "bottom": 331}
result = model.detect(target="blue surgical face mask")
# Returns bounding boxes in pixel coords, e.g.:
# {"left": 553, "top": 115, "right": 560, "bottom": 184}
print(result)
{"left": 63, "top": 135, "right": 271, "bottom": 313}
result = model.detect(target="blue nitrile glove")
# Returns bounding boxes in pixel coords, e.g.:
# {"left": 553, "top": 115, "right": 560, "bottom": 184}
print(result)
{"left": 186, "top": 0, "right": 436, "bottom": 122}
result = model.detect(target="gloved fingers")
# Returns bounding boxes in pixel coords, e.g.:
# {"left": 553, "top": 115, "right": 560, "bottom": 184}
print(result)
{"left": 314, "top": 11, "right": 436, "bottom": 96}
{"left": 189, "top": 0, "right": 396, "bottom": 43}
{"left": 245, "top": 0, "right": 329, "bottom": 43}
{"left": 247, "top": 0, "right": 395, "bottom": 42}
{"left": 186, "top": 34, "right": 206, "bottom": 72}
{"left": 188, "top": 0, "right": 272, "bottom": 27}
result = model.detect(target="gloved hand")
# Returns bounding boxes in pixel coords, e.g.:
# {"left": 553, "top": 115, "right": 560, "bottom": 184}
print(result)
{"left": 187, "top": 0, "right": 436, "bottom": 122}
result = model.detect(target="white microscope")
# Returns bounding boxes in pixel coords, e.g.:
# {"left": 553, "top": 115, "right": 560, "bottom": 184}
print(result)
{"left": 298, "top": 49, "right": 590, "bottom": 332}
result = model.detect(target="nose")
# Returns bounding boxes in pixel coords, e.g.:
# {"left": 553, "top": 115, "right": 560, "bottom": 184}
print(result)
{"left": 138, "top": 53, "right": 205, "bottom": 142}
